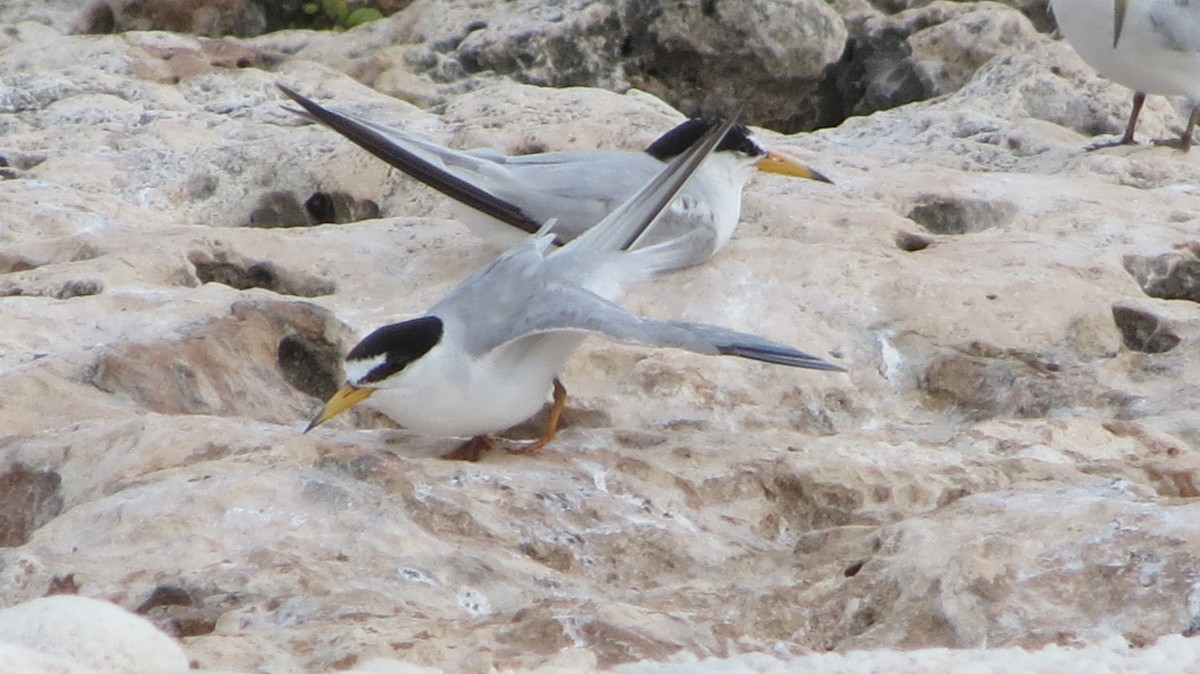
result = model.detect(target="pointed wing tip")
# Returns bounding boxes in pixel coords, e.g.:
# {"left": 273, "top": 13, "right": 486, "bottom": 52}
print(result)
{"left": 275, "top": 83, "right": 315, "bottom": 111}
{"left": 718, "top": 343, "right": 848, "bottom": 372}
{"left": 783, "top": 356, "right": 847, "bottom": 372}
{"left": 276, "top": 82, "right": 300, "bottom": 98}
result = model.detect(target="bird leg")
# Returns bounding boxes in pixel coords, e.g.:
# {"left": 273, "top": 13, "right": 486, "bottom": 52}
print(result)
{"left": 1152, "top": 104, "right": 1199, "bottom": 152}
{"left": 441, "top": 435, "right": 494, "bottom": 462}
{"left": 508, "top": 379, "right": 567, "bottom": 456}
{"left": 1088, "top": 91, "right": 1145, "bottom": 151}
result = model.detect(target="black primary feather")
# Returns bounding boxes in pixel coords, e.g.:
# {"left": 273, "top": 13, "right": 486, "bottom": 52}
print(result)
{"left": 644, "top": 119, "right": 763, "bottom": 161}
{"left": 348, "top": 316, "right": 444, "bottom": 384}
{"left": 716, "top": 342, "right": 845, "bottom": 371}
{"left": 277, "top": 84, "right": 543, "bottom": 234}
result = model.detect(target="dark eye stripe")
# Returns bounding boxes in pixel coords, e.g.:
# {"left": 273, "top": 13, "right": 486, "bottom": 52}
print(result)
{"left": 645, "top": 119, "right": 761, "bottom": 161}
{"left": 347, "top": 316, "right": 444, "bottom": 384}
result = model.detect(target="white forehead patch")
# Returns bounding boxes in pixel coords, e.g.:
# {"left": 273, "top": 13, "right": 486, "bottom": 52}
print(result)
{"left": 747, "top": 133, "right": 767, "bottom": 157}
{"left": 345, "top": 353, "right": 387, "bottom": 386}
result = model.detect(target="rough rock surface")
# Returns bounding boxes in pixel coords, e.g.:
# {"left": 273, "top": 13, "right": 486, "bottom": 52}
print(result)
{"left": 0, "top": 0, "right": 1086, "bottom": 133}
{"left": 3, "top": 1, "right": 1200, "bottom": 673}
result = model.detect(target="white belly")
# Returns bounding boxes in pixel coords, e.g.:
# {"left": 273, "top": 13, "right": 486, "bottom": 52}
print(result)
{"left": 360, "top": 332, "right": 584, "bottom": 438}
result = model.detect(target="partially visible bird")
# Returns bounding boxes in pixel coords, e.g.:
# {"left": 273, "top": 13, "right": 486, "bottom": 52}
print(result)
{"left": 303, "top": 110, "right": 843, "bottom": 460}
{"left": 1051, "top": 0, "right": 1200, "bottom": 150}
{"left": 278, "top": 85, "right": 831, "bottom": 269}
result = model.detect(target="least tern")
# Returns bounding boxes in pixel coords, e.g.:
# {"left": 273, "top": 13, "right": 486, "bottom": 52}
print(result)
{"left": 1051, "top": 0, "right": 1200, "bottom": 150}
{"left": 278, "top": 85, "right": 831, "bottom": 269}
{"left": 304, "top": 112, "right": 843, "bottom": 460}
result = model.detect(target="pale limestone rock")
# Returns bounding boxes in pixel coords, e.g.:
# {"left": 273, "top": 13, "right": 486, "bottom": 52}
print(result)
{"left": 609, "top": 633, "right": 1200, "bottom": 673}
{"left": 74, "top": 0, "right": 268, "bottom": 37}
{"left": 343, "top": 659, "right": 448, "bottom": 674}
{"left": 827, "top": 1, "right": 1043, "bottom": 121}
{"left": 372, "top": 0, "right": 847, "bottom": 130}
{"left": 616, "top": 0, "right": 847, "bottom": 131}
{"left": 0, "top": 0, "right": 1103, "bottom": 138}
{"left": 4, "top": 1, "right": 1200, "bottom": 674}
{"left": 0, "top": 596, "right": 189, "bottom": 674}
{"left": 0, "top": 0, "right": 81, "bottom": 32}
{"left": 906, "top": 2, "right": 1044, "bottom": 95}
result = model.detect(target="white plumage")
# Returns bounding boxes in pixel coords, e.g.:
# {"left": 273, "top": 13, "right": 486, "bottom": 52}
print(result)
{"left": 1052, "top": 0, "right": 1200, "bottom": 149}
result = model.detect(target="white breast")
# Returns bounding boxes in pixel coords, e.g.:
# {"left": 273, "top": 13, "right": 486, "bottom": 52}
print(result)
{"left": 359, "top": 330, "right": 585, "bottom": 438}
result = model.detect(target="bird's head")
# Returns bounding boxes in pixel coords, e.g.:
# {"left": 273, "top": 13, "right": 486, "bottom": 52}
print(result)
{"left": 304, "top": 316, "right": 444, "bottom": 432}
{"left": 645, "top": 119, "right": 832, "bottom": 184}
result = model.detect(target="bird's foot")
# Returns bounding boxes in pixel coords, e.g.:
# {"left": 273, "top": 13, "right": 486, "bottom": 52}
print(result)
{"left": 1151, "top": 136, "right": 1193, "bottom": 152}
{"left": 507, "top": 379, "right": 568, "bottom": 456}
{"left": 1151, "top": 105, "right": 1198, "bottom": 152}
{"left": 1085, "top": 136, "right": 1137, "bottom": 152}
{"left": 441, "top": 435, "right": 494, "bottom": 462}
{"left": 1086, "top": 92, "right": 1145, "bottom": 152}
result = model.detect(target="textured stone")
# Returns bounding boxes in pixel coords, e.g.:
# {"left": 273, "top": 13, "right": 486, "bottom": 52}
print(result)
{"left": 1112, "top": 304, "right": 1182, "bottom": 354}
{"left": 618, "top": 0, "right": 847, "bottom": 131}
{"left": 906, "top": 195, "right": 1018, "bottom": 234}
{"left": 818, "top": 2, "right": 1042, "bottom": 126}
{"left": 88, "top": 298, "right": 348, "bottom": 422}
{"left": 257, "top": 0, "right": 847, "bottom": 131}
{"left": 893, "top": 230, "right": 934, "bottom": 252}
{"left": 1124, "top": 249, "right": 1200, "bottom": 303}
{"left": 0, "top": 466, "right": 63, "bottom": 547}
{"left": 72, "top": 0, "right": 406, "bottom": 36}
{"left": 2, "top": 2, "right": 1200, "bottom": 673}
{"left": 75, "top": 0, "right": 267, "bottom": 37}
{"left": 833, "top": 485, "right": 1200, "bottom": 650}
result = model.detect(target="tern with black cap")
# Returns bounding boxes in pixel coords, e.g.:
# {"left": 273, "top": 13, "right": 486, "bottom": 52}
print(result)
{"left": 303, "top": 111, "right": 843, "bottom": 460}
{"left": 279, "top": 85, "right": 831, "bottom": 270}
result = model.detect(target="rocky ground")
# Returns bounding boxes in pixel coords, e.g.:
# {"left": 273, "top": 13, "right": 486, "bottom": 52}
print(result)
{"left": 3, "top": 0, "right": 1200, "bottom": 672}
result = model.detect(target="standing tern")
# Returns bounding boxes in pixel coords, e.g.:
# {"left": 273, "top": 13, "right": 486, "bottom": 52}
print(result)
{"left": 278, "top": 85, "right": 831, "bottom": 269}
{"left": 303, "top": 111, "right": 843, "bottom": 460}
{"left": 1051, "top": 0, "right": 1200, "bottom": 150}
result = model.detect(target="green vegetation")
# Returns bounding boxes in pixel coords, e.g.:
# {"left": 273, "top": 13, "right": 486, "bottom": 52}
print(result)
{"left": 302, "top": 0, "right": 385, "bottom": 29}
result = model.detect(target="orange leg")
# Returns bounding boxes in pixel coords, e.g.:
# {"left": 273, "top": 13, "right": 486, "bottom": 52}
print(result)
{"left": 508, "top": 379, "right": 567, "bottom": 456}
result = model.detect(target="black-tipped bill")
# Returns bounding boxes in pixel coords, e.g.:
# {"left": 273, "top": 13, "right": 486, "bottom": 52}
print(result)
{"left": 754, "top": 151, "right": 833, "bottom": 184}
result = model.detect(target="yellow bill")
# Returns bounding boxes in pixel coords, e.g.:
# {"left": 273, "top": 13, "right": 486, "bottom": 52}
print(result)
{"left": 304, "top": 383, "right": 374, "bottom": 433}
{"left": 754, "top": 150, "right": 832, "bottom": 184}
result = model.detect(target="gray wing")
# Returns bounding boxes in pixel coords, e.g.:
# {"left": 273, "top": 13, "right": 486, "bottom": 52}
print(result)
{"left": 469, "top": 150, "right": 665, "bottom": 238}
{"left": 557, "top": 111, "right": 736, "bottom": 256}
{"left": 429, "top": 239, "right": 840, "bottom": 371}
{"left": 277, "top": 84, "right": 543, "bottom": 233}
{"left": 425, "top": 114, "right": 739, "bottom": 357}
{"left": 428, "top": 234, "right": 561, "bottom": 355}
{"left": 499, "top": 282, "right": 843, "bottom": 371}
